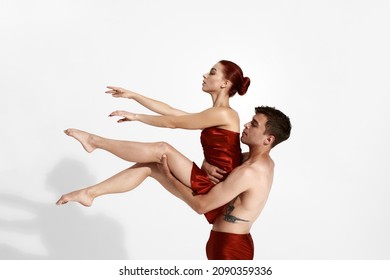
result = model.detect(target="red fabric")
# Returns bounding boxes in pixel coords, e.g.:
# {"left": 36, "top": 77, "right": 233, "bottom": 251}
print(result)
{"left": 191, "top": 127, "right": 241, "bottom": 224}
{"left": 206, "top": 230, "right": 254, "bottom": 260}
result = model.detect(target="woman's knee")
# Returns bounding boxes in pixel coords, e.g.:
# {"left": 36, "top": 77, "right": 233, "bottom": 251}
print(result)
{"left": 155, "top": 141, "right": 174, "bottom": 156}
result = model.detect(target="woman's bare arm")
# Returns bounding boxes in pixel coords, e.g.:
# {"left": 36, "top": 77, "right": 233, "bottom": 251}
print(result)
{"left": 106, "top": 86, "right": 189, "bottom": 116}
{"left": 109, "top": 107, "right": 239, "bottom": 131}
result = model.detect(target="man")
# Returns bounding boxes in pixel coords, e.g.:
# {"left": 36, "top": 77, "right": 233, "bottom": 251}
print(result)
{"left": 159, "top": 106, "right": 291, "bottom": 259}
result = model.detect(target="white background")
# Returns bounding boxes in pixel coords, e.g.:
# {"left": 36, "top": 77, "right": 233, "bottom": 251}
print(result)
{"left": 0, "top": 0, "right": 389, "bottom": 260}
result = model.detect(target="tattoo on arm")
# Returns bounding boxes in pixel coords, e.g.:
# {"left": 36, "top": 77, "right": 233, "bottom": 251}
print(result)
{"left": 223, "top": 198, "right": 249, "bottom": 223}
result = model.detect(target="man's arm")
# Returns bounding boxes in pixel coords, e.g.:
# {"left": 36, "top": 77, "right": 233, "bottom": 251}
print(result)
{"left": 158, "top": 155, "right": 251, "bottom": 214}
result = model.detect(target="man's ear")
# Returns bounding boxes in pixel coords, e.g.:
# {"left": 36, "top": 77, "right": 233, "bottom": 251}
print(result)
{"left": 264, "top": 135, "right": 275, "bottom": 147}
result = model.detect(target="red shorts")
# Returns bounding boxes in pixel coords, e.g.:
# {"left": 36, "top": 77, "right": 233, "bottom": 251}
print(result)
{"left": 206, "top": 230, "right": 254, "bottom": 260}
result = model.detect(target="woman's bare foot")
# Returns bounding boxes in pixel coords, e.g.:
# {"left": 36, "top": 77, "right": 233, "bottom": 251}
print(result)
{"left": 56, "top": 189, "right": 94, "bottom": 207}
{"left": 64, "top": 128, "right": 96, "bottom": 153}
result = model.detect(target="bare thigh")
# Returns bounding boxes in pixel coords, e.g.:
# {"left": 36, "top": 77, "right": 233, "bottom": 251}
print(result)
{"left": 138, "top": 162, "right": 189, "bottom": 200}
{"left": 154, "top": 142, "right": 193, "bottom": 187}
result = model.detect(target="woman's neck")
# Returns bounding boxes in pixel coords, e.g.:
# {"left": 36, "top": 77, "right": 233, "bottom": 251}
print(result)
{"left": 211, "top": 91, "right": 230, "bottom": 107}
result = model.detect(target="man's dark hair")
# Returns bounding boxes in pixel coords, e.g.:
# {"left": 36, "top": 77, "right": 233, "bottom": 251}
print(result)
{"left": 255, "top": 106, "right": 291, "bottom": 148}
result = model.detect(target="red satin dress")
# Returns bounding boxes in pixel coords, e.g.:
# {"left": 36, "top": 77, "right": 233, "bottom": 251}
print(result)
{"left": 191, "top": 127, "right": 241, "bottom": 224}
{"left": 206, "top": 230, "right": 254, "bottom": 260}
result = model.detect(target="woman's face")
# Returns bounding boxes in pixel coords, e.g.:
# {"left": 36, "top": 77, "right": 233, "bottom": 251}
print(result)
{"left": 202, "top": 63, "right": 228, "bottom": 93}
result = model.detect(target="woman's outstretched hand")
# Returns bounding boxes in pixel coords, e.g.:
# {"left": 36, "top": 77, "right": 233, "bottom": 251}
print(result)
{"left": 106, "top": 86, "right": 134, "bottom": 99}
{"left": 109, "top": 110, "right": 137, "bottom": 123}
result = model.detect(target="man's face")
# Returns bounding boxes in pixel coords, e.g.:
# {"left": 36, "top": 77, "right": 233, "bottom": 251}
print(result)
{"left": 241, "top": 113, "right": 269, "bottom": 146}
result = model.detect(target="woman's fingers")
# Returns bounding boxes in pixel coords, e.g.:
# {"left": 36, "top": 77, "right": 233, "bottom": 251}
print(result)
{"left": 105, "top": 86, "right": 124, "bottom": 96}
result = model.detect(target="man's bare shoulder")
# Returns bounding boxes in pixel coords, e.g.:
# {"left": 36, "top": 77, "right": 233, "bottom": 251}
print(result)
{"left": 242, "top": 155, "right": 274, "bottom": 173}
{"left": 238, "top": 156, "right": 274, "bottom": 188}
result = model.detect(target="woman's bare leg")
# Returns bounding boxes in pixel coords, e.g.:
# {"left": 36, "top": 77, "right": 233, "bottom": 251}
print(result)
{"left": 64, "top": 128, "right": 193, "bottom": 186}
{"left": 56, "top": 163, "right": 152, "bottom": 206}
{"left": 56, "top": 162, "right": 186, "bottom": 206}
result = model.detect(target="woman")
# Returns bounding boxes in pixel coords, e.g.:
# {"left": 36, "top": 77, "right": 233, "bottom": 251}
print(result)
{"left": 56, "top": 60, "right": 250, "bottom": 224}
